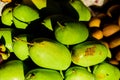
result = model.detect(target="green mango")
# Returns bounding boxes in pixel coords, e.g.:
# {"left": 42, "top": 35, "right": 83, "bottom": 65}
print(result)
{"left": 25, "top": 68, "right": 63, "bottom": 80}
{"left": 71, "top": 41, "right": 111, "bottom": 67}
{"left": 13, "top": 4, "right": 39, "bottom": 29}
{"left": 65, "top": 66, "right": 95, "bottom": 80}
{"left": 29, "top": 38, "right": 71, "bottom": 70}
{"left": 0, "top": 60, "right": 25, "bottom": 80}
{"left": 1, "top": 7, "right": 13, "bottom": 26}
{"left": 69, "top": 0, "right": 91, "bottom": 21}
{"left": 13, "top": 17, "right": 29, "bottom": 29}
{"left": 55, "top": 22, "right": 89, "bottom": 45}
{"left": 13, "top": 34, "right": 29, "bottom": 60}
{"left": 93, "top": 62, "right": 120, "bottom": 80}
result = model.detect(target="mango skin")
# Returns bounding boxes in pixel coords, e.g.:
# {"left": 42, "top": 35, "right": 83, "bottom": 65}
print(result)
{"left": 1, "top": 7, "right": 13, "bottom": 26}
{"left": 13, "top": 17, "right": 28, "bottom": 29}
{"left": 69, "top": 0, "right": 91, "bottom": 21}
{"left": 13, "top": 4, "right": 39, "bottom": 22}
{"left": 12, "top": 4, "right": 39, "bottom": 29}
{"left": 55, "top": 22, "right": 89, "bottom": 45}
{"left": 25, "top": 68, "right": 63, "bottom": 80}
{"left": 71, "top": 41, "right": 110, "bottom": 67}
{"left": 29, "top": 38, "right": 71, "bottom": 70}
{"left": 13, "top": 34, "right": 29, "bottom": 60}
{"left": 0, "top": 60, "right": 25, "bottom": 80}
{"left": 65, "top": 66, "right": 95, "bottom": 80}
{"left": 93, "top": 62, "right": 120, "bottom": 80}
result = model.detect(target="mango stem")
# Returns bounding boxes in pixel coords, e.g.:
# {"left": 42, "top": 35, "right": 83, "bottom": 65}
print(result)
{"left": 60, "top": 70, "right": 64, "bottom": 79}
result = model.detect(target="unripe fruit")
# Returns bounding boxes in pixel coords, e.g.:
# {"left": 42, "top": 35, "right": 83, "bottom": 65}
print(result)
{"left": 13, "top": 4, "right": 39, "bottom": 29}
{"left": 13, "top": 34, "right": 29, "bottom": 60}
{"left": 71, "top": 41, "right": 111, "bottom": 67}
{"left": 29, "top": 38, "right": 71, "bottom": 70}
{"left": 93, "top": 62, "right": 120, "bottom": 80}
{"left": 25, "top": 68, "right": 63, "bottom": 80}
{"left": 69, "top": 0, "right": 91, "bottom": 21}
{"left": 0, "top": 60, "right": 25, "bottom": 80}
{"left": 65, "top": 66, "right": 95, "bottom": 80}
{"left": 13, "top": 17, "right": 29, "bottom": 29}
{"left": 1, "top": 7, "right": 13, "bottom": 26}
{"left": 55, "top": 22, "right": 89, "bottom": 45}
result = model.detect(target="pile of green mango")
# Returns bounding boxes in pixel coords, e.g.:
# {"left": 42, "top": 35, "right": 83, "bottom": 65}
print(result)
{"left": 0, "top": 0, "right": 120, "bottom": 80}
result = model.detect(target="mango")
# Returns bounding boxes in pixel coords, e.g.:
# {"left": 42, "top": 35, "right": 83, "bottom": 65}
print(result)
{"left": 71, "top": 41, "right": 111, "bottom": 67}
{"left": 29, "top": 38, "right": 71, "bottom": 70}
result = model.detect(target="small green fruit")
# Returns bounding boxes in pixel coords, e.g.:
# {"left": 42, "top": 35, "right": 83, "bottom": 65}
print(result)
{"left": 71, "top": 41, "right": 111, "bottom": 67}
{"left": 13, "top": 4, "right": 39, "bottom": 29}
{"left": 0, "top": 60, "right": 25, "bottom": 80}
{"left": 25, "top": 68, "right": 63, "bottom": 80}
{"left": 13, "top": 17, "right": 29, "bottom": 29}
{"left": 29, "top": 38, "right": 71, "bottom": 70}
{"left": 69, "top": 0, "right": 91, "bottom": 21}
{"left": 55, "top": 22, "right": 89, "bottom": 45}
{"left": 65, "top": 66, "right": 95, "bottom": 80}
{"left": 1, "top": 7, "right": 13, "bottom": 26}
{"left": 13, "top": 34, "right": 29, "bottom": 60}
{"left": 93, "top": 62, "right": 120, "bottom": 80}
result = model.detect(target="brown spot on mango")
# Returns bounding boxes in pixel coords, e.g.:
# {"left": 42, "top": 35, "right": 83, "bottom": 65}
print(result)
{"left": 85, "top": 45, "right": 96, "bottom": 56}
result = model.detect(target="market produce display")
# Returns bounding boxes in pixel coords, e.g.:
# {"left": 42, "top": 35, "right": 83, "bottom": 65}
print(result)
{"left": 0, "top": 0, "right": 120, "bottom": 80}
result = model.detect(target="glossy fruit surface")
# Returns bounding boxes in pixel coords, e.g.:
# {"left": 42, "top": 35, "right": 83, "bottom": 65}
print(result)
{"left": 71, "top": 41, "right": 111, "bottom": 67}
{"left": 0, "top": 60, "right": 25, "bottom": 80}
{"left": 13, "top": 34, "right": 29, "bottom": 60}
{"left": 55, "top": 22, "right": 89, "bottom": 45}
{"left": 69, "top": 0, "right": 91, "bottom": 21}
{"left": 25, "top": 68, "right": 63, "bottom": 80}
{"left": 13, "top": 17, "right": 29, "bottom": 29}
{"left": 1, "top": 7, "right": 13, "bottom": 26}
{"left": 13, "top": 4, "right": 39, "bottom": 22}
{"left": 13, "top": 4, "right": 39, "bottom": 29}
{"left": 65, "top": 66, "right": 95, "bottom": 80}
{"left": 29, "top": 38, "right": 71, "bottom": 70}
{"left": 93, "top": 62, "right": 120, "bottom": 80}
